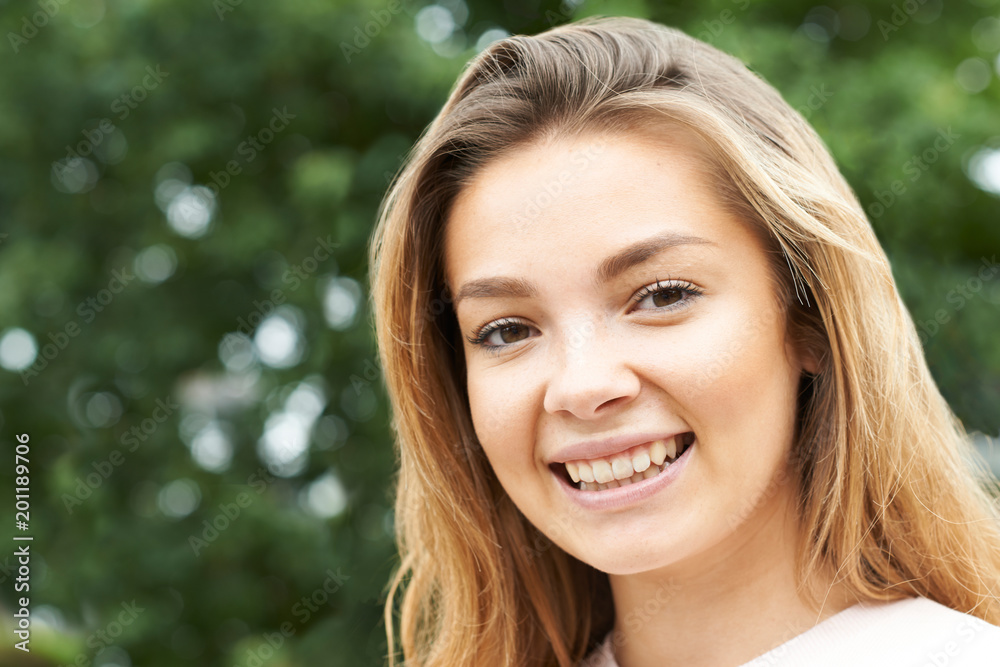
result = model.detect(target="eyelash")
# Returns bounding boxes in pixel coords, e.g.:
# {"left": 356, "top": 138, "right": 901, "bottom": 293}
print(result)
{"left": 466, "top": 278, "right": 703, "bottom": 355}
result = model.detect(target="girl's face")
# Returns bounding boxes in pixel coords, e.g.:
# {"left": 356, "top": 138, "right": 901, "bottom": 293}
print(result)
{"left": 444, "top": 128, "right": 814, "bottom": 575}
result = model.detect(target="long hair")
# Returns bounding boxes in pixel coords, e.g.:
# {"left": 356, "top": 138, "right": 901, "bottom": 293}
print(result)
{"left": 368, "top": 15, "right": 1000, "bottom": 666}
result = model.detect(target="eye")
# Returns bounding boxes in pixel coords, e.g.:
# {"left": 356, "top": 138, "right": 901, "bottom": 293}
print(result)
{"left": 466, "top": 317, "right": 533, "bottom": 354}
{"left": 632, "top": 278, "right": 702, "bottom": 312}
{"left": 466, "top": 278, "right": 702, "bottom": 355}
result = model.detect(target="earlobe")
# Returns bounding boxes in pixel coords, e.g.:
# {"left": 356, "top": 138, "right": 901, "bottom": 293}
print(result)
{"left": 799, "top": 347, "right": 821, "bottom": 375}
{"left": 788, "top": 339, "right": 821, "bottom": 376}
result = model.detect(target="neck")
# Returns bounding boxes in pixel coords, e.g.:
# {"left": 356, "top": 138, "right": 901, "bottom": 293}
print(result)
{"left": 607, "top": 492, "right": 857, "bottom": 667}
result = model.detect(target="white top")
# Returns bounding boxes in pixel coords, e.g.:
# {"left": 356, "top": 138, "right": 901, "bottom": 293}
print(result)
{"left": 580, "top": 596, "right": 1000, "bottom": 666}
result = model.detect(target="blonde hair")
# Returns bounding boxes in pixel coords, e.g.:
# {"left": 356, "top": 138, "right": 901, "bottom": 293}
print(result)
{"left": 368, "top": 15, "right": 1000, "bottom": 666}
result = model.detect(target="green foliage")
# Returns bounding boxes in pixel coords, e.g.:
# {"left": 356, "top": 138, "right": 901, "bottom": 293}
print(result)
{"left": 0, "top": 0, "right": 998, "bottom": 665}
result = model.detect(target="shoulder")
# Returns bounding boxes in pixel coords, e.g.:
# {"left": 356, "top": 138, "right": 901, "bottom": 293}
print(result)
{"left": 579, "top": 597, "right": 1000, "bottom": 667}
{"left": 741, "top": 596, "right": 1000, "bottom": 667}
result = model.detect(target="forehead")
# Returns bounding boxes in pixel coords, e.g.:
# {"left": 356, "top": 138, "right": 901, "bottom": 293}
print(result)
{"left": 451, "top": 126, "right": 715, "bottom": 219}
{"left": 443, "top": 128, "right": 753, "bottom": 288}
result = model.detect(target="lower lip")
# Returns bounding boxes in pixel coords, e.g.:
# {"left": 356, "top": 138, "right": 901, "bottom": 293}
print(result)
{"left": 554, "top": 439, "right": 695, "bottom": 511}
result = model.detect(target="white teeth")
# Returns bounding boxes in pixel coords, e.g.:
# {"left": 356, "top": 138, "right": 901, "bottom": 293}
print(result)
{"left": 631, "top": 450, "right": 650, "bottom": 473}
{"left": 649, "top": 440, "right": 667, "bottom": 466}
{"left": 592, "top": 460, "right": 614, "bottom": 484}
{"left": 578, "top": 463, "right": 667, "bottom": 490}
{"left": 611, "top": 456, "right": 634, "bottom": 480}
{"left": 564, "top": 434, "right": 695, "bottom": 491}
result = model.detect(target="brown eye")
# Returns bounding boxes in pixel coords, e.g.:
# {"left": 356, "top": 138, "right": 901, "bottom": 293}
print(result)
{"left": 467, "top": 317, "right": 534, "bottom": 352}
{"left": 633, "top": 280, "right": 702, "bottom": 313}
{"left": 651, "top": 289, "right": 682, "bottom": 307}
{"left": 497, "top": 324, "right": 529, "bottom": 344}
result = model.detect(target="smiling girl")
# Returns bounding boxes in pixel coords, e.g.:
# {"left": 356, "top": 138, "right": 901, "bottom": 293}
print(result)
{"left": 369, "top": 15, "right": 1000, "bottom": 667}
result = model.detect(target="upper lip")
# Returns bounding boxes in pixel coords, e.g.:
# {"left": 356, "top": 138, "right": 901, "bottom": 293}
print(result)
{"left": 548, "top": 431, "right": 687, "bottom": 464}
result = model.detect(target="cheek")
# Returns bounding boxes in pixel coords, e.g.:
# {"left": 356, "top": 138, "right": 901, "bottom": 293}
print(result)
{"left": 650, "top": 304, "right": 798, "bottom": 473}
{"left": 679, "top": 301, "right": 786, "bottom": 392}
{"left": 467, "top": 380, "right": 550, "bottom": 520}
{"left": 467, "top": 375, "right": 538, "bottom": 470}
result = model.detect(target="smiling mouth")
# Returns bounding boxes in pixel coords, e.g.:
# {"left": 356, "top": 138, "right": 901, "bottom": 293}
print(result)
{"left": 550, "top": 432, "right": 696, "bottom": 491}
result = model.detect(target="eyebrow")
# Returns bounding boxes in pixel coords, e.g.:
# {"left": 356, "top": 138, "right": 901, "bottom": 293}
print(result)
{"left": 450, "top": 232, "right": 714, "bottom": 307}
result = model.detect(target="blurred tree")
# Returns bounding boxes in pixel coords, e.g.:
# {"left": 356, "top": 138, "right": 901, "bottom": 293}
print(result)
{"left": 0, "top": 0, "right": 998, "bottom": 665}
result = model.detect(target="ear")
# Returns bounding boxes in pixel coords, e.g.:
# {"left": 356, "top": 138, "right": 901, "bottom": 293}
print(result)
{"left": 795, "top": 337, "right": 823, "bottom": 375}
{"left": 800, "top": 349, "right": 820, "bottom": 375}
{"left": 787, "top": 338, "right": 821, "bottom": 376}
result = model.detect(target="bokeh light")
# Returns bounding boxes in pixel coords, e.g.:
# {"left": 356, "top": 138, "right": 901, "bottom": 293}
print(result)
{"left": 157, "top": 478, "right": 202, "bottom": 519}
{"left": 321, "top": 276, "right": 361, "bottom": 330}
{"left": 134, "top": 244, "right": 178, "bottom": 284}
{"left": 166, "top": 185, "right": 217, "bottom": 239}
{"left": 253, "top": 307, "right": 305, "bottom": 368}
{"left": 0, "top": 328, "right": 38, "bottom": 371}
{"left": 257, "top": 378, "right": 327, "bottom": 477}
{"left": 299, "top": 469, "right": 348, "bottom": 519}
{"left": 967, "top": 146, "right": 1000, "bottom": 196}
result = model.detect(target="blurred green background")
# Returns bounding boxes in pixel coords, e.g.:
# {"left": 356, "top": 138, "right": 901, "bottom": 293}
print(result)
{"left": 0, "top": 0, "right": 999, "bottom": 665}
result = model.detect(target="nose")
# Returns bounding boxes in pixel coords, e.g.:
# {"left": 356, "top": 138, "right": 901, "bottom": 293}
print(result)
{"left": 542, "top": 316, "right": 640, "bottom": 420}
